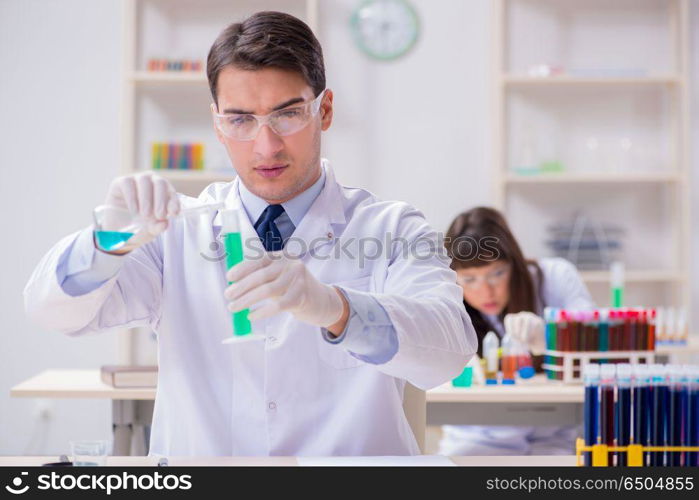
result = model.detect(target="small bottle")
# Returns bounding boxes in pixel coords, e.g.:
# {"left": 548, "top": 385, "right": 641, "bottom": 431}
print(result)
{"left": 676, "top": 309, "right": 688, "bottom": 344}
{"left": 483, "top": 331, "right": 500, "bottom": 385}
{"left": 610, "top": 261, "right": 624, "bottom": 308}
{"left": 666, "top": 307, "right": 676, "bottom": 344}
{"left": 647, "top": 309, "right": 656, "bottom": 350}
{"left": 513, "top": 337, "right": 535, "bottom": 380}
{"left": 655, "top": 307, "right": 666, "bottom": 343}
{"left": 501, "top": 331, "right": 517, "bottom": 385}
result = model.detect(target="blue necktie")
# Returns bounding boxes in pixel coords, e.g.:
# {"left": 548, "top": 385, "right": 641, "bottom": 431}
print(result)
{"left": 255, "top": 204, "right": 285, "bottom": 251}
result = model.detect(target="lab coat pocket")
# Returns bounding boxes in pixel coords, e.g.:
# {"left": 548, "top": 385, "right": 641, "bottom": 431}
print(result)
{"left": 316, "top": 275, "right": 372, "bottom": 370}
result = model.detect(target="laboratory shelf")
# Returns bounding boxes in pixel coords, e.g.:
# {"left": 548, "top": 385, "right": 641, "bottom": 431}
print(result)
{"left": 150, "top": 169, "right": 235, "bottom": 183}
{"left": 493, "top": 0, "right": 691, "bottom": 316}
{"left": 131, "top": 71, "right": 207, "bottom": 84}
{"left": 504, "top": 172, "right": 682, "bottom": 184}
{"left": 579, "top": 270, "right": 684, "bottom": 284}
{"left": 503, "top": 75, "right": 682, "bottom": 87}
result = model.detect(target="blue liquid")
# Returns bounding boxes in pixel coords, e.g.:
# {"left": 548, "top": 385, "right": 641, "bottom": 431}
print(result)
{"left": 651, "top": 384, "right": 668, "bottom": 466}
{"left": 632, "top": 385, "right": 650, "bottom": 466}
{"left": 688, "top": 388, "right": 699, "bottom": 467}
{"left": 95, "top": 231, "right": 134, "bottom": 251}
{"left": 600, "top": 386, "right": 615, "bottom": 464}
{"left": 668, "top": 386, "right": 687, "bottom": 466}
{"left": 584, "top": 384, "right": 599, "bottom": 466}
{"left": 616, "top": 387, "right": 631, "bottom": 466}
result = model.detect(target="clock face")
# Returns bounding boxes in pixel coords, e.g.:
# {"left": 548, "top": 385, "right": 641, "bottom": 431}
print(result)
{"left": 351, "top": 0, "right": 419, "bottom": 61}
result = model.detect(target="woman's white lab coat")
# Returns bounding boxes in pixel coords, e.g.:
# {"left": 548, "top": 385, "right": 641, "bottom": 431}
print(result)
{"left": 438, "top": 257, "right": 595, "bottom": 456}
{"left": 24, "top": 160, "right": 477, "bottom": 456}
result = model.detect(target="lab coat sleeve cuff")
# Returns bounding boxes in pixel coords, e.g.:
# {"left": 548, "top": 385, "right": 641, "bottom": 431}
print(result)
{"left": 320, "top": 286, "right": 399, "bottom": 365}
{"left": 59, "top": 226, "right": 126, "bottom": 296}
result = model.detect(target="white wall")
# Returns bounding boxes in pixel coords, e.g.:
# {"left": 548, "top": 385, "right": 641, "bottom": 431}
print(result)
{"left": 0, "top": 0, "right": 122, "bottom": 454}
{"left": 690, "top": 0, "right": 699, "bottom": 335}
{"left": 0, "top": 0, "right": 695, "bottom": 455}
{"left": 322, "top": 0, "right": 494, "bottom": 231}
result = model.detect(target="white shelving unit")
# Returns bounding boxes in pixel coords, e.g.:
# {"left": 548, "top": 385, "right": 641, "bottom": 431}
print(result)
{"left": 492, "top": 0, "right": 691, "bottom": 316}
{"left": 118, "top": 0, "right": 319, "bottom": 364}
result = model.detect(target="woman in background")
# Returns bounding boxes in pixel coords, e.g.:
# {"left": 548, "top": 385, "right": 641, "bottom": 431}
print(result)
{"left": 439, "top": 206, "right": 594, "bottom": 456}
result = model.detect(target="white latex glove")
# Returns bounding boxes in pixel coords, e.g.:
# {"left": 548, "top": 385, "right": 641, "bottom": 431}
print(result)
{"left": 100, "top": 172, "right": 181, "bottom": 253}
{"left": 224, "top": 252, "right": 345, "bottom": 328}
{"left": 504, "top": 311, "right": 546, "bottom": 355}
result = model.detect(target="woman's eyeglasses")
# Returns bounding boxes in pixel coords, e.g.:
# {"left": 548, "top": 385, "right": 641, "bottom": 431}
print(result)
{"left": 456, "top": 264, "right": 511, "bottom": 290}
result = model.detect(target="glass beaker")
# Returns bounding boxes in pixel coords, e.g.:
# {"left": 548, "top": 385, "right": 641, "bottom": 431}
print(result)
{"left": 93, "top": 203, "right": 224, "bottom": 252}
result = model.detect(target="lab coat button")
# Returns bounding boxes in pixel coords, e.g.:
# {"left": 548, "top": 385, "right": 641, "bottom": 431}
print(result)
{"left": 268, "top": 402, "right": 277, "bottom": 411}
{"left": 268, "top": 336, "right": 277, "bottom": 343}
{"left": 326, "top": 232, "right": 333, "bottom": 239}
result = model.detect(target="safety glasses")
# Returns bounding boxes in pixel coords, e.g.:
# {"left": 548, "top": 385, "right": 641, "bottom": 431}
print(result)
{"left": 456, "top": 263, "right": 511, "bottom": 290}
{"left": 213, "top": 89, "right": 326, "bottom": 141}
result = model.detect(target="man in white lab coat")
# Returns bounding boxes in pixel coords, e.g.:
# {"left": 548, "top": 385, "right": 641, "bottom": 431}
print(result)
{"left": 24, "top": 11, "right": 476, "bottom": 456}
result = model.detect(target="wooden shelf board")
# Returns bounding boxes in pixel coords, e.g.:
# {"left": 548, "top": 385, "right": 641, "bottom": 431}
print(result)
{"left": 131, "top": 71, "right": 207, "bottom": 84}
{"left": 505, "top": 172, "right": 682, "bottom": 184}
{"left": 149, "top": 169, "right": 235, "bottom": 182}
{"left": 503, "top": 75, "right": 682, "bottom": 86}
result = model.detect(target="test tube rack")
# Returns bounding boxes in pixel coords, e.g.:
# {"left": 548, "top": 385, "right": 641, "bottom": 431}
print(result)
{"left": 575, "top": 438, "right": 699, "bottom": 467}
{"left": 543, "top": 350, "right": 655, "bottom": 384}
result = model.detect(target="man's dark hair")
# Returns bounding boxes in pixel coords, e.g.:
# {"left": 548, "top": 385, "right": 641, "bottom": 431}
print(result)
{"left": 207, "top": 11, "right": 326, "bottom": 108}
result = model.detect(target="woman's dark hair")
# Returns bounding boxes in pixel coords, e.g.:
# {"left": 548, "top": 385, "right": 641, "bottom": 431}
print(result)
{"left": 207, "top": 11, "right": 326, "bottom": 108}
{"left": 445, "top": 207, "right": 544, "bottom": 356}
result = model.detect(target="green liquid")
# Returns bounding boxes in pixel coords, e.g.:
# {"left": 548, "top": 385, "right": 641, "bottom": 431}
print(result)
{"left": 224, "top": 232, "right": 251, "bottom": 336}
{"left": 611, "top": 287, "right": 623, "bottom": 308}
{"left": 95, "top": 231, "right": 134, "bottom": 252}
